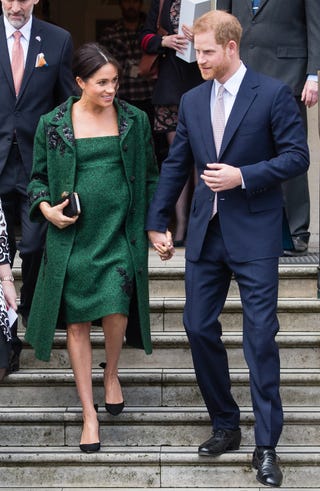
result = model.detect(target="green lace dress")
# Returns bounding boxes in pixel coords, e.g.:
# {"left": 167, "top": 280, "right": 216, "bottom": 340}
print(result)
{"left": 61, "top": 135, "right": 134, "bottom": 324}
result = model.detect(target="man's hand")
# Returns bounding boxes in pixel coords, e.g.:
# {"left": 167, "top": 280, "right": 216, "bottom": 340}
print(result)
{"left": 301, "top": 80, "right": 318, "bottom": 108}
{"left": 148, "top": 230, "right": 175, "bottom": 261}
{"left": 200, "top": 163, "right": 242, "bottom": 192}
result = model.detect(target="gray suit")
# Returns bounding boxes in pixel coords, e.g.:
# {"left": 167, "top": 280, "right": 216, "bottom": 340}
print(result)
{"left": 217, "top": 0, "right": 320, "bottom": 246}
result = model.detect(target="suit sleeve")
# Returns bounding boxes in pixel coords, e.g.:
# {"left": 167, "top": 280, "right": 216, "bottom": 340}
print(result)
{"left": 142, "top": 112, "right": 159, "bottom": 206}
{"left": 305, "top": 0, "right": 320, "bottom": 76}
{"left": 146, "top": 94, "right": 194, "bottom": 231}
{"left": 140, "top": 0, "right": 165, "bottom": 54}
{"left": 240, "top": 84, "right": 309, "bottom": 194}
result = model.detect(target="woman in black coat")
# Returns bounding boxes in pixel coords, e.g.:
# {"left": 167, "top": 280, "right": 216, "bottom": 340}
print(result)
{"left": 141, "top": 0, "right": 203, "bottom": 244}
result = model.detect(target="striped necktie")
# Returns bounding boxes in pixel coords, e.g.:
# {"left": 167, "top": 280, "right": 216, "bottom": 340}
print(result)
{"left": 252, "top": 0, "right": 261, "bottom": 15}
{"left": 213, "top": 85, "right": 225, "bottom": 157}
{"left": 211, "top": 85, "right": 226, "bottom": 217}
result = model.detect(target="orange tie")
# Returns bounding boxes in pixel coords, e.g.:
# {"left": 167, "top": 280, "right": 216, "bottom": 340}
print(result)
{"left": 11, "top": 31, "right": 24, "bottom": 96}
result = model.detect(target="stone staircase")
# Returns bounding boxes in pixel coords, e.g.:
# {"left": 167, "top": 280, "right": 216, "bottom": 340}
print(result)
{"left": 0, "top": 250, "right": 320, "bottom": 490}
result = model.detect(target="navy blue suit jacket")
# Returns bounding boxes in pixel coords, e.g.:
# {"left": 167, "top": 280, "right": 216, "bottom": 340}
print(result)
{"left": 146, "top": 68, "right": 309, "bottom": 262}
{"left": 0, "top": 15, "right": 75, "bottom": 178}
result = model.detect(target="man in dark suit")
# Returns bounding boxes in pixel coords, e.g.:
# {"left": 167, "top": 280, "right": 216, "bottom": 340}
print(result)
{"left": 147, "top": 10, "right": 309, "bottom": 487}
{"left": 0, "top": 0, "right": 75, "bottom": 371}
{"left": 216, "top": 0, "right": 320, "bottom": 255}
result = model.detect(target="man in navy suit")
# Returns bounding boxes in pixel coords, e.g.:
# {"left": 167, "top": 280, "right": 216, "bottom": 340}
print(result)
{"left": 147, "top": 10, "right": 309, "bottom": 487}
{"left": 0, "top": 0, "right": 75, "bottom": 372}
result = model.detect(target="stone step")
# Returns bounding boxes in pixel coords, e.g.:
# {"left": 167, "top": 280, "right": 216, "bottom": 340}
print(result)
{"left": 13, "top": 263, "right": 319, "bottom": 300}
{"left": 19, "top": 331, "right": 320, "bottom": 370}
{"left": 150, "top": 297, "right": 320, "bottom": 332}
{"left": 148, "top": 264, "right": 318, "bottom": 299}
{"left": 0, "top": 446, "right": 319, "bottom": 488}
{"left": 0, "top": 406, "right": 319, "bottom": 447}
{"left": 1, "top": 489, "right": 318, "bottom": 491}
{"left": 1, "top": 368, "right": 319, "bottom": 407}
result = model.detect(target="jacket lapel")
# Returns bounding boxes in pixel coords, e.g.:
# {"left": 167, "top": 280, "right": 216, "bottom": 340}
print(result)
{"left": 253, "top": 0, "right": 269, "bottom": 16}
{"left": 219, "top": 68, "right": 258, "bottom": 157}
{"left": 196, "top": 81, "right": 217, "bottom": 163}
{"left": 0, "top": 16, "right": 15, "bottom": 96}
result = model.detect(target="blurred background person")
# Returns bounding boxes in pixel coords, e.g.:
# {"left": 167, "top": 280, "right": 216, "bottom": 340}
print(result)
{"left": 100, "top": 0, "right": 167, "bottom": 165}
{"left": 0, "top": 0, "right": 75, "bottom": 372}
{"left": 25, "top": 43, "right": 159, "bottom": 452}
{"left": 217, "top": 0, "right": 320, "bottom": 255}
{"left": 140, "top": 0, "right": 203, "bottom": 245}
{"left": 0, "top": 198, "right": 17, "bottom": 381}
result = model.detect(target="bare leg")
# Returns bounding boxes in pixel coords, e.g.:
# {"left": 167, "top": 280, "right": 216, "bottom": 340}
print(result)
{"left": 67, "top": 322, "right": 99, "bottom": 445}
{"left": 102, "top": 313, "right": 127, "bottom": 404}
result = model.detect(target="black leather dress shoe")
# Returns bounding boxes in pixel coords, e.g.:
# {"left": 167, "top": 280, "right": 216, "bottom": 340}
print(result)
{"left": 252, "top": 447, "right": 283, "bottom": 487}
{"left": 198, "top": 428, "right": 241, "bottom": 456}
{"left": 6, "top": 337, "right": 23, "bottom": 374}
{"left": 283, "top": 236, "right": 308, "bottom": 256}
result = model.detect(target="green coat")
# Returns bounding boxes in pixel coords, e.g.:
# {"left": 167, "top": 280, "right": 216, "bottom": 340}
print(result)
{"left": 25, "top": 96, "right": 158, "bottom": 361}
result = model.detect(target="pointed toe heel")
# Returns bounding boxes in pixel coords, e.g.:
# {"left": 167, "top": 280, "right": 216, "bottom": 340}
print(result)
{"left": 79, "top": 441, "right": 101, "bottom": 453}
{"left": 105, "top": 401, "right": 125, "bottom": 416}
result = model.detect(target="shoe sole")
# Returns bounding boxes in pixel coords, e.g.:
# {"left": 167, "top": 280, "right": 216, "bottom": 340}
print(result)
{"left": 198, "top": 441, "right": 241, "bottom": 457}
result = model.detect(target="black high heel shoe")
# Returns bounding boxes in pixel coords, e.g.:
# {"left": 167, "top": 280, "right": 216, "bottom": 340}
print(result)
{"left": 79, "top": 441, "right": 101, "bottom": 453}
{"left": 79, "top": 404, "right": 100, "bottom": 453}
{"left": 99, "top": 363, "right": 125, "bottom": 416}
{"left": 105, "top": 401, "right": 125, "bottom": 416}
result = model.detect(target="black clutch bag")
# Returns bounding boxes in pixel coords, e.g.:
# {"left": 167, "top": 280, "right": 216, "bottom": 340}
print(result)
{"left": 57, "top": 192, "right": 81, "bottom": 217}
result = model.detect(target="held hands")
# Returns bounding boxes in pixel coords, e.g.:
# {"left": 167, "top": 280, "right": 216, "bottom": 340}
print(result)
{"left": 301, "top": 79, "right": 318, "bottom": 108}
{"left": 201, "top": 163, "right": 242, "bottom": 192}
{"left": 40, "top": 199, "right": 79, "bottom": 229}
{"left": 148, "top": 230, "right": 175, "bottom": 261}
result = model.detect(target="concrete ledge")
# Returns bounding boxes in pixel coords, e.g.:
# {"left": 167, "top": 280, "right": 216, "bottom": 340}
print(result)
{"left": 0, "top": 446, "right": 320, "bottom": 488}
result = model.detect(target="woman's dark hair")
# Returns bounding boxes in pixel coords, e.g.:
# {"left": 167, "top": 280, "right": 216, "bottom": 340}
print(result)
{"left": 72, "top": 42, "right": 122, "bottom": 81}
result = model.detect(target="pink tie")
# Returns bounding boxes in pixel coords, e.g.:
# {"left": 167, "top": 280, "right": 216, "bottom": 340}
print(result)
{"left": 11, "top": 31, "right": 24, "bottom": 96}
{"left": 212, "top": 85, "right": 226, "bottom": 216}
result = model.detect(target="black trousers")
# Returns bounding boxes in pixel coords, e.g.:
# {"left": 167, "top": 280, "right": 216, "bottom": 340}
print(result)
{"left": 0, "top": 142, "right": 47, "bottom": 323}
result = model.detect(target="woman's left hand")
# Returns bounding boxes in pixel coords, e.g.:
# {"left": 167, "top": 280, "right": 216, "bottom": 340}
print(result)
{"left": 162, "top": 33, "right": 188, "bottom": 54}
{"left": 181, "top": 24, "right": 194, "bottom": 42}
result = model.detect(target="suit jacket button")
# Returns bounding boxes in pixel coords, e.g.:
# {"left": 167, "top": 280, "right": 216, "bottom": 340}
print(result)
{"left": 123, "top": 144, "right": 128, "bottom": 151}
{"left": 130, "top": 238, "right": 136, "bottom": 245}
{"left": 130, "top": 175, "right": 135, "bottom": 182}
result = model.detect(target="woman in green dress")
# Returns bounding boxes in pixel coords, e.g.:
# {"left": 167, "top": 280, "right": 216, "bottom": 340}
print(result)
{"left": 26, "top": 43, "right": 160, "bottom": 452}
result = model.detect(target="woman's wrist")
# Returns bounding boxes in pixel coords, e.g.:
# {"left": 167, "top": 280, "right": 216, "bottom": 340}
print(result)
{"left": 0, "top": 275, "right": 14, "bottom": 282}
{"left": 161, "top": 35, "right": 167, "bottom": 47}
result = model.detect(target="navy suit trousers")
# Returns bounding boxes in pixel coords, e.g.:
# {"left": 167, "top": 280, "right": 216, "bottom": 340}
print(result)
{"left": 183, "top": 216, "right": 283, "bottom": 446}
